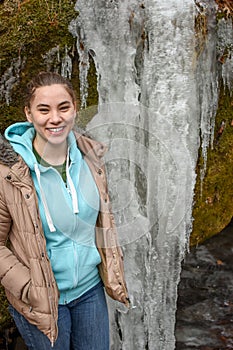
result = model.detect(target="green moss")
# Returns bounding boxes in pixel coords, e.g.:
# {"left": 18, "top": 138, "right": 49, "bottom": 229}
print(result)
{"left": 191, "top": 83, "right": 233, "bottom": 246}
{"left": 0, "top": 0, "right": 76, "bottom": 72}
{"left": 0, "top": 105, "right": 25, "bottom": 134}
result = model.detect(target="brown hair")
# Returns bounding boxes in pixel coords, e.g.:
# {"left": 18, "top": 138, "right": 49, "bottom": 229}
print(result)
{"left": 25, "top": 71, "right": 76, "bottom": 108}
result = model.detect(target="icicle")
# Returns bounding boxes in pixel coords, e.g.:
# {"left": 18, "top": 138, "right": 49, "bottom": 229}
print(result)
{"left": 0, "top": 55, "right": 25, "bottom": 105}
{"left": 69, "top": 18, "right": 90, "bottom": 109}
{"left": 42, "top": 45, "right": 61, "bottom": 73}
{"left": 61, "top": 45, "right": 72, "bottom": 79}
{"left": 217, "top": 17, "right": 233, "bottom": 93}
{"left": 194, "top": 0, "right": 219, "bottom": 191}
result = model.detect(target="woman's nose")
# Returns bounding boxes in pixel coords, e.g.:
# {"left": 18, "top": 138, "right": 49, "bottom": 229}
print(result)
{"left": 50, "top": 110, "right": 62, "bottom": 123}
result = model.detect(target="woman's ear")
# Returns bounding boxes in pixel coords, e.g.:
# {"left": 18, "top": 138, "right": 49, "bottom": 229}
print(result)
{"left": 24, "top": 106, "right": 32, "bottom": 123}
{"left": 74, "top": 102, "right": 77, "bottom": 114}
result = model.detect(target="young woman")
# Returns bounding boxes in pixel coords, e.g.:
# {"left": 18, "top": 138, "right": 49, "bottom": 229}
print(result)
{"left": 0, "top": 71, "right": 129, "bottom": 349}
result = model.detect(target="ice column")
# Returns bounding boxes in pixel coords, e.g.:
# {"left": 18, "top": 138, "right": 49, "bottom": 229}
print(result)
{"left": 69, "top": 1, "right": 213, "bottom": 349}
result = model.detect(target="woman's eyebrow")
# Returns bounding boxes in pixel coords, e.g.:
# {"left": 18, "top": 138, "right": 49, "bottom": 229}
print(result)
{"left": 58, "top": 101, "right": 72, "bottom": 107}
{"left": 36, "top": 103, "right": 49, "bottom": 108}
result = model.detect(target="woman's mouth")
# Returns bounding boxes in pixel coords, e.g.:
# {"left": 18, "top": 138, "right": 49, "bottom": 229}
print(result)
{"left": 47, "top": 127, "right": 65, "bottom": 134}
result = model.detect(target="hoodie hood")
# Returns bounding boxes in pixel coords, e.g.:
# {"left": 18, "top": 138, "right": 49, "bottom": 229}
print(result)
{"left": 4, "top": 122, "right": 36, "bottom": 169}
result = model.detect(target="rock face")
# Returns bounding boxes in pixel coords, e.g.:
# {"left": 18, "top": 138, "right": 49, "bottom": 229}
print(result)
{"left": 0, "top": 1, "right": 233, "bottom": 349}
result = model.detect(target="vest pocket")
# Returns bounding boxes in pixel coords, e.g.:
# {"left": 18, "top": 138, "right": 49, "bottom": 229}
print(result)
{"left": 28, "top": 258, "right": 51, "bottom": 313}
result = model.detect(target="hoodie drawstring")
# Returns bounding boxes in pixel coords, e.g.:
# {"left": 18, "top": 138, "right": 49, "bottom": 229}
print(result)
{"left": 66, "top": 153, "right": 79, "bottom": 214}
{"left": 34, "top": 163, "right": 56, "bottom": 232}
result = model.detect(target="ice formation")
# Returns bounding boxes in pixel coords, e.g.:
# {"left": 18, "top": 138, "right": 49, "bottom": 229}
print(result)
{"left": 68, "top": 0, "right": 233, "bottom": 349}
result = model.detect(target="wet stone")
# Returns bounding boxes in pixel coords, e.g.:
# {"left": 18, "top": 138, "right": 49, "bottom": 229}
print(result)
{"left": 176, "top": 219, "right": 233, "bottom": 350}
{"left": 0, "top": 327, "right": 27, "bottom": 350}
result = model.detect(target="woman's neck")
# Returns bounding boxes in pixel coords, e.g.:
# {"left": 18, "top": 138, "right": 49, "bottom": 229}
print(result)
{"left": 33, "top": 137, "right": 68, "bottom": 166}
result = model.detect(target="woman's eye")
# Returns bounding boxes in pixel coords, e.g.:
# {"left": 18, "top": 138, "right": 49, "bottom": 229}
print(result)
{"left": 39, "top": 109, "right": 49, "bottom": 114}
{"left": 60, "top": 106, "right": 69, "bottom": 112}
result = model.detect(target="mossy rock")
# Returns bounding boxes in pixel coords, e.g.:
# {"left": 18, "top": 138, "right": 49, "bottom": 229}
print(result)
{"left": 0, "top": 286, "right": 13, "bottom": 332}
{"left": 191, "top": 84, "right": 233, "bottom": 246}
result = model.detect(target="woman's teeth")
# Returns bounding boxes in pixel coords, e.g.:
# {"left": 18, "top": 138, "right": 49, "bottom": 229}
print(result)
{"left": 49, "top": 127, "right": 63, "bottom": 132}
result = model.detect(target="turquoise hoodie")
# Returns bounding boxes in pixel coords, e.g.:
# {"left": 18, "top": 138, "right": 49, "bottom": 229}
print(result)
{"left": 5, "top": 122, "right": 101, "bottom": 304}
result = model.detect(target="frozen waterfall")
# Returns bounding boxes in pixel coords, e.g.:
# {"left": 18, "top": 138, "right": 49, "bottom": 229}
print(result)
{"left": 69, "top": 1, "right": 228, "bottom": 349}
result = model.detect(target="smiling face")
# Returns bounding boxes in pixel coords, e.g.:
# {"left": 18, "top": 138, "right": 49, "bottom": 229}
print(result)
{"left": 25, "top": 84, "right": 76, "bottom": 154}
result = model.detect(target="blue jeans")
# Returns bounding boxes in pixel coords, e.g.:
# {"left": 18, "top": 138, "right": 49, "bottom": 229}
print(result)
{"left": 9, "top": 281, "right": 109, "bottom": 350}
